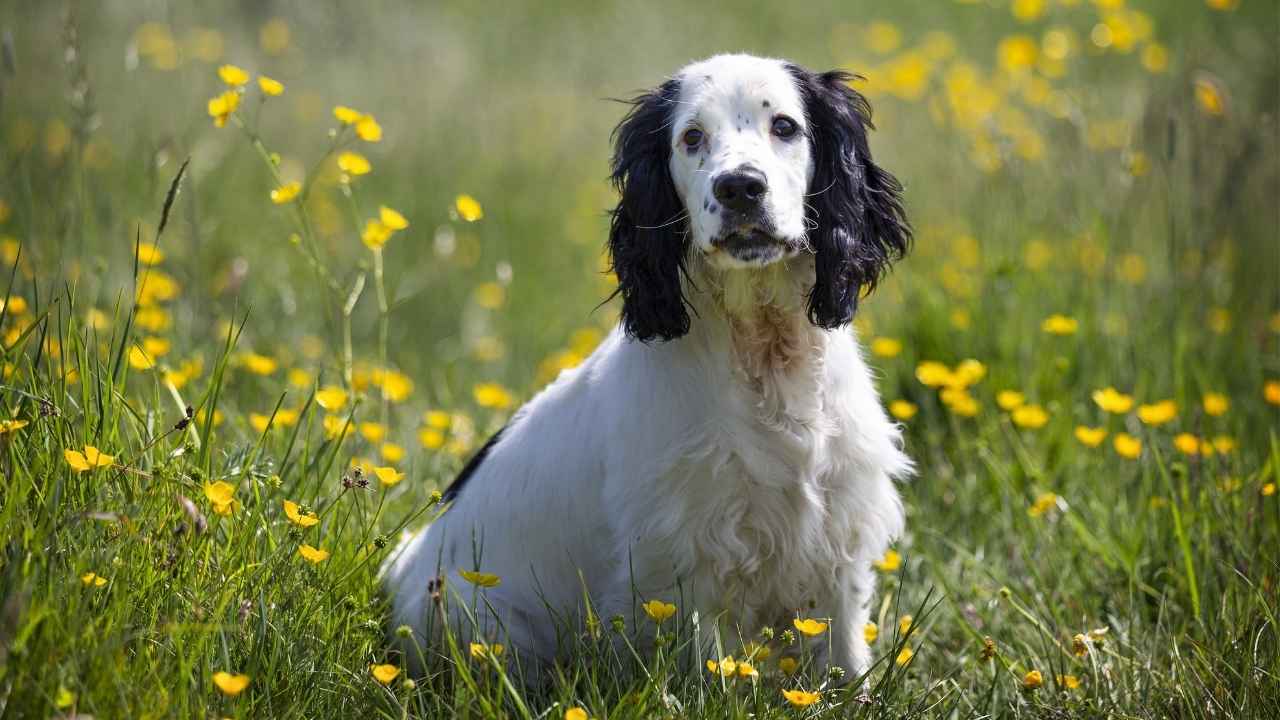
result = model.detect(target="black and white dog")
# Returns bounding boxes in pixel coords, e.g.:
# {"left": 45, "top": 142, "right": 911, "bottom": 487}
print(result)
{"left": 385, "top": 54, "right": 911, "bottom": 677}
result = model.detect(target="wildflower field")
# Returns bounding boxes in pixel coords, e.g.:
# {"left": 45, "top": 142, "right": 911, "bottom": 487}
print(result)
{"left": 2, "top": 0, "right": 1278, "bottom": 717}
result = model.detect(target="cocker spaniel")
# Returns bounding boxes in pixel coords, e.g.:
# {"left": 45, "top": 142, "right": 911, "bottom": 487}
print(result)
{"left": 384, "top": 53, "right": 912, "bottom": 679}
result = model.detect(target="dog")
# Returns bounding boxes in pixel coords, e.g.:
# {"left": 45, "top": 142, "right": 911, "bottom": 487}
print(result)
{"left": 383, "top": 53, "right": 911, "bottom": 679}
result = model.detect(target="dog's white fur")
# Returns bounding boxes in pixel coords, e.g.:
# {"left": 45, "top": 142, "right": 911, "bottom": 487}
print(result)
{"left": 383, "top": 54, "right": 910, "bottom": 677}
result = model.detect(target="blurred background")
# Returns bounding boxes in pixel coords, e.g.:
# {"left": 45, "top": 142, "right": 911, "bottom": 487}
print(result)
{"left": 5, "top": 1, "right": 1275, "bottom": 404}
{"left": 2, "top": 1, "right": 1279, "bottom": 715}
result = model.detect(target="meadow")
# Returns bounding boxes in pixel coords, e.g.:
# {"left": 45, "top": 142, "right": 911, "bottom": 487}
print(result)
{"left": 1, "top": 0, "right": 1278, "bottom": 717}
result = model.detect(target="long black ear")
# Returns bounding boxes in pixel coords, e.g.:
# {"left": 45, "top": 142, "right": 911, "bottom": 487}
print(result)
{"left": 607, "top": 78, "right": 692, "bottom": 342}
{"left": 787, "top": 66, "right": 910, "bottom": 329}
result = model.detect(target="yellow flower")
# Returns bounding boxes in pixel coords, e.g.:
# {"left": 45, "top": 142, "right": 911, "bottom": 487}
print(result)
{"left": 1265, "top": 380, "right": 1280, "bottom": 406}
{"left": 642, "top": 599, "right": 677, "bottom": 623}
{"left": 373, "top": 466, "right": 404, "bottom": 487}
{"left": 873, "top": 548, "right": 902, "bottom": 572}
{"left": 792, "top": 618, "right": 828, "bottom": 637}
{"left": 736, "top": 660, "right": 758, "bottom": 679}
{"left": 64, "top": 446, "right": 115, "bottom": 473}
{"left": 212, "top": 671, "right": 251, "bottom": 697}
{"left": 355, "top": 115, "right": 383, "bottom": 142}
{"left": 1041, "top": 314, "right": 1078, "bottom": 335}
{"left": 328, "top": 102, "right": 359, "bottom": 122}
{"left": 778, "top": 657, "right": 798, "bottom": 676}
{"left": 204, "top": 480, "right": 238, "bottom": 515}
{"left": 473, "top": 282, "right": 506, "bottom": 310}
{"left": 564, "top": 708, "right": 588, "bottom": 720}
{"left": 0, "top": 419, "right": 28, "bottom": 434}
{"left": 943, "top": 390, "right": 980, "bottom": 417}
{"left": 1011, "top": 404, "right": 1049, "bottom": 429}
{"left": 283, "top": 500, "right": 319, "bottom": 528}
{"left": 136, "top": 242, "right": 165, "bottom": 265}
{"left": 217, "top": 64, "right": 249, "bottom": 86}
{"left": 1011, "top": 0, "right": 1045, "bottom": 22}
{"left": 1137, "top": 400, "right": 1178, "bottom": 426}
{"left": 782, "top": 689, "right": 820, "bottom": 707}
{"left": 469, "top": 642, "right": 505, "bottom": 661}
{"left": 380, "top": 370, "right": 414, "bottom": 402}
{"left": 270, "top": 181, "right": 302, "bottom": 205}
{"left": 915, "top": 361, "right": 953, "bottom": 387}
{"left": 287, "top": 367, "right": 314, "bottom": 388}
{"left": 1074, "top": 426, "right": 1107, "bottom": 448}
{"left": 895, "top": 646, "right": 914, "bottom": 665}
{"left": 1141, "top": 42, "right": 1169, "bottom": 73}
{"left": 474, "top": 382, "right": 515, "bottom": 409}
{"left": 207, "top": 90, "right": 240, "bottom": 127}
{"left": 706, "top": 656, "right": 737, "bottom": 677}
{"left": 314, "top": 386, "right": 348, "bottom": 411}
{"left": 1023, "top": 669, "right": 1043, "bottom": 689}
{"left": 298, "top": 544, "right": 330, "bottom": 563}
{"left": 241, "top": 352, "right": 278, "bottom": 375}
{"left": 888, "top": 400, "right": 918, "bottom": 421}
{"left": 953, "top": 359, "right": 986, "bottom": 387}
{"left": 128, "top": 346, "right": 156, "bottom": 370}
{"left": 80, "top": 572, "right": 108, "bottom": 587}
{"left": 1072, "top": 633, "right": 1089, "bottom": 656}
{"left": 1202, "top": 392, "right": 1229, "bottom": 416}
{"left": 337, "top": 151, "right": 371, "bottom": 176}
{"left": 1057, "top": 674, "right": 1082, "bottom": 690}
{"left": 864, "top": 622, "right": 878, "bottom": 644}
{"left": 1028, "top": 492, "right": 1058, "bottom": 518}
{"left": 1211, "top": 436, "right": 1236, "bottom": 454}
{"left": 369, "top": 664, "right": 399, "bottom": 684}
{"left": 459, "top": 569, "right": 501, "bottom": 587}
{"left": 249, "top": 413, "right": 272, "bottom": 434}
{"left": 1092, "top": 387, "right": 1134, "bottom": 414}
{"left": 1262, "top": 483, "right": 1276, "bottom": 497}
{"left": 323, "top": 415, "right": 352, "bottom": 442}
{"left": 1113, "top": 432, "right": 1142, "bottom": 460}
{"left": 870, "top": 337, "right": 902, "bottom": 358}
{"left": 419, "top": 427, "right": 445, "bottom": 449}
{"left": 996, "top": 390, "right": 1025, "bottom": 411}
{"left": 455, "top": 194, "right": 484, "bottom": 222}
{"left": 379, "top": 206, "right": 409, "bottom": 231}
{"left": 362, "top": 219, "right": 392, "bottom": 250}
{"left": 1, "top": 296, "right": 27, "bottom": 315}
{"left": 257, "top": 75, "right": 284, "bottom": 96}
{"left": 998, "top": 35, "right": 1038, "bottom": 73}
{"left": 898, "top": 615, "right": 915, "bottom": 636}
{"left": 381, "top": 442, "right": 405, "bottom": 463}
{"left": 1174, "top": 433, "right": 1202, "bottom": 456}
{"left": 423, "top": 410, "right": 452, "bottom": 429}
{"left": 358, "top": 422, "right": 387, "bottom": 444}
{"left": 1194, "top": 76, "right": 1225, "bottom": 116}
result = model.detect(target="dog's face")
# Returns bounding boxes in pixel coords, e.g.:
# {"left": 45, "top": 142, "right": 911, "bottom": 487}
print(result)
{"left": 608, "top": 54, "right": 910, "bottom": 342}
{"left": 667, "top": 56, "right": 813, "bottom": 269}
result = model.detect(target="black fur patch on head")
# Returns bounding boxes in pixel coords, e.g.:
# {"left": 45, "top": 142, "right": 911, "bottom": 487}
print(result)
{"left": 607, "top": 78, "right": 693, "bottom": 342}
{"left": 786, "top": 65, "right": 911, "bottom": 329}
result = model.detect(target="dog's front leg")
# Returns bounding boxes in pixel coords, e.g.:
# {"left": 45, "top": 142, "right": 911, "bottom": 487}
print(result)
{"left": 811, "top": 564, "right": 876, "bottom": 683}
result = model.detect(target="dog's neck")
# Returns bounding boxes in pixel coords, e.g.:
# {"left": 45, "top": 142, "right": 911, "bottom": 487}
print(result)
{"left": 683, "top": 256, "right": 831, "bottom": 424}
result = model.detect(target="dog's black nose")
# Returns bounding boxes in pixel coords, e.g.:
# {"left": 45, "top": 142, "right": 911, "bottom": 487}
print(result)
{"left": 712, "top": 168, "right": 768, "bottom": 212}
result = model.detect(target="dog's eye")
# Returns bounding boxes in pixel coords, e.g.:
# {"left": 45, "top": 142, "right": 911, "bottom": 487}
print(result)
{"left": 680, "top": 128, "right": 704, "bottom": 149}
{"left": 771, "top": 115, "right": 799, "bottom": 139}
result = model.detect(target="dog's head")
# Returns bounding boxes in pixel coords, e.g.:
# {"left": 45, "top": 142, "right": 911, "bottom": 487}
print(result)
{"left": 608, "top": 54, "right": 910, "bottom": 342}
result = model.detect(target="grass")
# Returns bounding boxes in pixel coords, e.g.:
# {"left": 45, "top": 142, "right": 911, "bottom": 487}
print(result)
{"left": 1, "top": 0, "right": 1278, "bottom": 717}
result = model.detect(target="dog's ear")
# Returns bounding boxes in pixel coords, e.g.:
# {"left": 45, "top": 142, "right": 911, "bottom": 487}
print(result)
{"left": 607, "top": 78, "right": 692, "bottom": 342}
{"left": 787, "top": 66, "right": 910, "bottom": 330}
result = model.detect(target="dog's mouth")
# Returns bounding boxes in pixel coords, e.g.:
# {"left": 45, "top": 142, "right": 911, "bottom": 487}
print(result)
{"left": 711, "top": 228, "right": 794, "bottom": 264}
